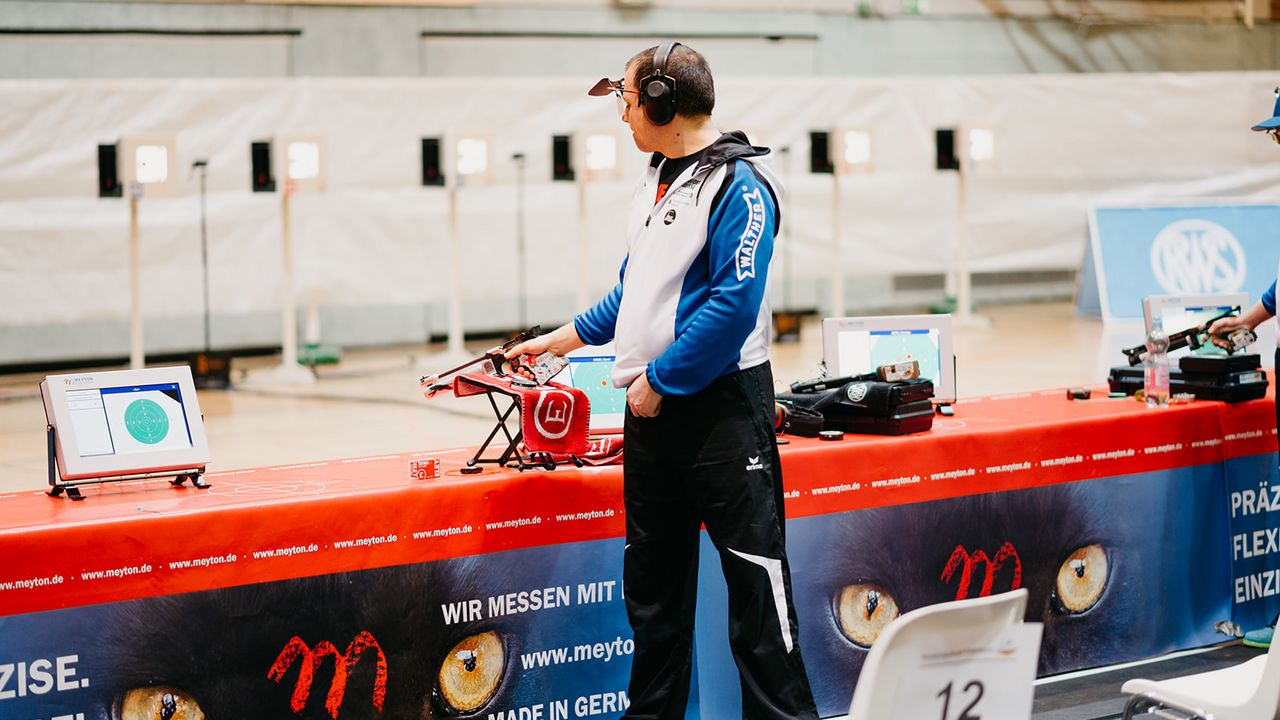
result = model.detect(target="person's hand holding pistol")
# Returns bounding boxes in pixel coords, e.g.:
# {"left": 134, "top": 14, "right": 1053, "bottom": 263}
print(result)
{"left": 1207, "top": 302, "right": 1269, "bottom": 352}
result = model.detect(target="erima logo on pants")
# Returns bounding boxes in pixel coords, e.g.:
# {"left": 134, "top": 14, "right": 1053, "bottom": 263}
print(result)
{"left": 746, "top": 456, "right": 764, "bottom": 471}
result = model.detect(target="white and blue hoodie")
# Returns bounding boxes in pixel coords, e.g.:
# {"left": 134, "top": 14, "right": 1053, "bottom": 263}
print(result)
{"left": 574, "top": 131, "right": 783, "bottom": 396}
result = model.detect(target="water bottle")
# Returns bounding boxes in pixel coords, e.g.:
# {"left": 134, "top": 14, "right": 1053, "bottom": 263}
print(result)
{"left": 1143, "top": 320, "right": 1170, "bottom": 408}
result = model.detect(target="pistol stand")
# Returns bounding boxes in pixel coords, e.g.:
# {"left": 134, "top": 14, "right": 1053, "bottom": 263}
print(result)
{"left": 461, "top": 388, "right": 584, "bottom": 474}
{"left": 47, "top": 425, "right": 211, "bottom": 500}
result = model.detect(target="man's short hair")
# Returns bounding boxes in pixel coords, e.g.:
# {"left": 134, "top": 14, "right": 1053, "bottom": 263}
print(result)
{"left": 627, "top": 44, "right": 715, "bottom": 119}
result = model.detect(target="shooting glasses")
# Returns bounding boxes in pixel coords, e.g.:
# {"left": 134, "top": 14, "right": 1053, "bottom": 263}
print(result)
{"left": 588, "top": 77, "right": 637, "bottom": 118}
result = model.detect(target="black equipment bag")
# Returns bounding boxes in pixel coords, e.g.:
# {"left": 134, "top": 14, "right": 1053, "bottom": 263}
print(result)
{"left": 834, "top": 379, "right": 934, "bottom": 415}
{"left": 777, "top": 379, "right": 936, "bottom": 436}
{"left": 825, "top": 400, "right": 935, "bottom": 436}
{"left": 1178, "top": 353, "right": 1261, "bottom": 375}
{"left": 1107, "top": 365, "right": 1268, "bottom": 403}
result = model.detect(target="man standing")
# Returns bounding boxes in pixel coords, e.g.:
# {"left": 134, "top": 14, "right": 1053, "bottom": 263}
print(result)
{"left": 508, "top": 42, "right": 818, "bottom": 719}
{"left": 1207, "top": 87, "right": 1280, "bottom": 652}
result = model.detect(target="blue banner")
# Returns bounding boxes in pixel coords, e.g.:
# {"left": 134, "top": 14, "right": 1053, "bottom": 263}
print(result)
{"left": 1225, "top": 453, "right": 1280, "bottom": 632}
{"left": 0, "top": 541, "right": 633, "bottom": 720}
{"left": 695, "top": 464, "right": 1259, "bottom": 719}
{"left": 1084, "top": 203, "right": 1280, "bottom": 320}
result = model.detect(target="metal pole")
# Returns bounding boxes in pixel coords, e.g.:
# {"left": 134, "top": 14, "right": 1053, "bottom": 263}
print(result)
{"left": 576, "top": 170, "right": 590, "bottom": 311}
{"left": 447, "top": 180, "right": 465, "bottom": 356}
{"left": 831, "top": 169, "right": 845, "bottom": 318}
{"left": 129, "top": 184, "right": 143, "bottom": 369}
{"left": 948, "top": 129, "right": 989, "bottom": 328}
{"left": 955, "top": 151, "right": 973, "bottom": 323}
{"left": 513, "top": 152, "right": 527, "bottom": 330}
{"left": 280, "top": 185, "right": 300, "bottom": 370}
{"left": 196, "top": 161, "right": 211, "bottom": 354}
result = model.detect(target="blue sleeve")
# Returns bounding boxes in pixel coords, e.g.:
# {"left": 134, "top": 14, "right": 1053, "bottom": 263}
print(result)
{"left": 1262, "top": 281, "right": 1276, "bottom": 316}
{"left": 647, "top": 161, "right": 775, "bottom": 396}
{"left": 574, "top": 257, "right": 627, "bottom": 345}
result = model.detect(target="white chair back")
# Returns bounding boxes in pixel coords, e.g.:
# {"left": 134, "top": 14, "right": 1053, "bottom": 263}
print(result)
{"left": 1120, "top": 621, "right": 1280, "bottom": 720}
{"left": 847, "top": 588, "right": 1032, "bottom": 720}
{"left": 1244, "top": 628, "right": 1280, "bottom": 716}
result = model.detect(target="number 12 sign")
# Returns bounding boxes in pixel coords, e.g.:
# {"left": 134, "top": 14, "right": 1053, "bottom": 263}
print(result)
{"left": 890, "top": 623, "right": 1042, "bottom": 720}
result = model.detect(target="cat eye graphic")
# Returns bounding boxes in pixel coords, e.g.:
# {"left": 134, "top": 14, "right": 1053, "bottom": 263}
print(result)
{"left": 115, "top": 686, "right": 204, "bottom": 720}
{"left": 1053, "top": 544, "right": 1108, "bottom": 614}
{"left": 435, "top": 630, "right": 506, "bottom": 715}
{"left": 833, "top": 582, "right": 900, "bottom": 648}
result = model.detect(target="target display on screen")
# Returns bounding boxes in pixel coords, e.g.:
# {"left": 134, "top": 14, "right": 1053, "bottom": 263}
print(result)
{"left": 101, "top": 384, "right": 193, "bottom": 455}
{"left": 548, "top": 344, "right": 625, "bottom": 434}
{"left": 822, "top": 314, "right": 957, "bottom": 405}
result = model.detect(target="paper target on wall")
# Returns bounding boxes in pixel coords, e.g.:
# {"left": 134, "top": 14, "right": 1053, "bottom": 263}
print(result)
{"left": 120, "top": 134, "right": 178, "bottom": 198}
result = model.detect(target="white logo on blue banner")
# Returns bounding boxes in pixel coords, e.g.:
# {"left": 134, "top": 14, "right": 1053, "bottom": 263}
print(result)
{"left": 1082, "top": 202, "right": 1280, "bottom": 321}
{"left": 1150, "top": 220, "right": 1246, "bottom": 295}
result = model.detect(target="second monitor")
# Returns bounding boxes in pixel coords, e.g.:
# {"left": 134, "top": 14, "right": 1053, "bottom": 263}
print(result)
{"left": 821, "top": 314, "right": 957, "bottom": 407}
{"left": 550, "top": 344, "right": 626, "bottom": 435}
{"left": 1142, "top": 293, "right": 1249, "bottom": 353}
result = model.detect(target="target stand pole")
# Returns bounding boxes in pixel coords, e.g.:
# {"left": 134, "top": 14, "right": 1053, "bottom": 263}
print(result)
{"left": 952, "top": 157, "right": 990, "bottom": 328}
{"left": 575, "top": 176, "right": 590, "bottom": 311}
{"left": 129, "top": 188, "right": 144, "bottom": 370}
{"left": 197, "top": 161, "right": 211, "bottom": 354}
{"left": 280, "top": 188, "right": 300, "bottom": 369}
{"left": 246, "top": 183, "right": 315, "bottom": 385}
{"left": 514, "top": 153, "right": 528, "bottom": 331}
{"left": 446, "top": 181, "right": 466, "bottom": 356}
{"left": 830, "top": 170, "right": 845, "bottom": 318}
{"left": 414, "top": 180, "right": 470, "bottom": 371}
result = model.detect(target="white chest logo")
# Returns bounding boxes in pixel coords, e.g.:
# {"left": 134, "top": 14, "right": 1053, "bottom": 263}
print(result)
{"left": 736, "top": 186, "right": 767, "bottom": 282}
{"left": 1149, "top": 219, "right": 1246, "bottom": 295}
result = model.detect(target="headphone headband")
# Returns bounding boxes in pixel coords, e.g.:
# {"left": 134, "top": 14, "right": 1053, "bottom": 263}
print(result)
{"left": 653, "top": 41, "right": 680, "bottom": 79}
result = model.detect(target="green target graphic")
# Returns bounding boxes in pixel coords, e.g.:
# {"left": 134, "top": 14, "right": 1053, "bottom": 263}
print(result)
{"left": 124, "top": 398, "right": 170, "bottom": 445}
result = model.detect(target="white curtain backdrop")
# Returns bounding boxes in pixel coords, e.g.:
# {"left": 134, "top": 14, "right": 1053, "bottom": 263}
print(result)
{"left": 2, "top": 73, "right": 1279, "bottom": 361}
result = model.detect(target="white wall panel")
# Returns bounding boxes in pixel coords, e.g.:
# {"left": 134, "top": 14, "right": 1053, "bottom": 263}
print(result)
{"left": 0, "top": 35, "right": 292, "bottom": 79}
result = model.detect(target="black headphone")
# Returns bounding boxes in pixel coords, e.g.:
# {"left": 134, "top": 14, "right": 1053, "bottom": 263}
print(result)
{"left": 638, "top": 41, "right": 681, "bottom": 126}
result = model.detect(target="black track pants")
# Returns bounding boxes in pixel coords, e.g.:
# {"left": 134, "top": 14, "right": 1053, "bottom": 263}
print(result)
{"left": 621, "top": 362, "right": 818, "bottom": 720}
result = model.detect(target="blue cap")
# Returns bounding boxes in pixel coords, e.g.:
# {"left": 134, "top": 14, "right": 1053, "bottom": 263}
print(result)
{"left": 1252, "top": 87, "right": 1280, "bottom": 130}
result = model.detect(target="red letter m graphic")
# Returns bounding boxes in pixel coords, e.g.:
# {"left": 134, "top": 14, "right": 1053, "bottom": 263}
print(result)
{"left": 940, "top": 542, "right": 1023, "bottom": 600}
{"left": 268, "top": 631, "right": 387, "bottom": 718}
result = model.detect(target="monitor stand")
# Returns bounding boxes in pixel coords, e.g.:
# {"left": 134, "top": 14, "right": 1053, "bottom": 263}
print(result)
{"left": 47, "top": 425, "right": 210, "bottom": 501}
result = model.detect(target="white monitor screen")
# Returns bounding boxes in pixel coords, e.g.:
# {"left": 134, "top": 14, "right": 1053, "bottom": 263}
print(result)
{"left": 550, "top": 345, "right": 625, "bottom": 434}
{"left": 68, "top": 382, "right": 194, "bottom": 458}
{"left": 42, "top": 367, "right": 210, "bottom": 481}
{"left": 822, "top": 315, "right": 956, "bottom": 404}
{"left": 835, "top": 328, "right": 942, "bottom": 381}
{"left": 1142, "top": 293, "right": 1250, "bottom": 358}
{"left": 1160, "top": 305, "right": 1235, "bottom": 338}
